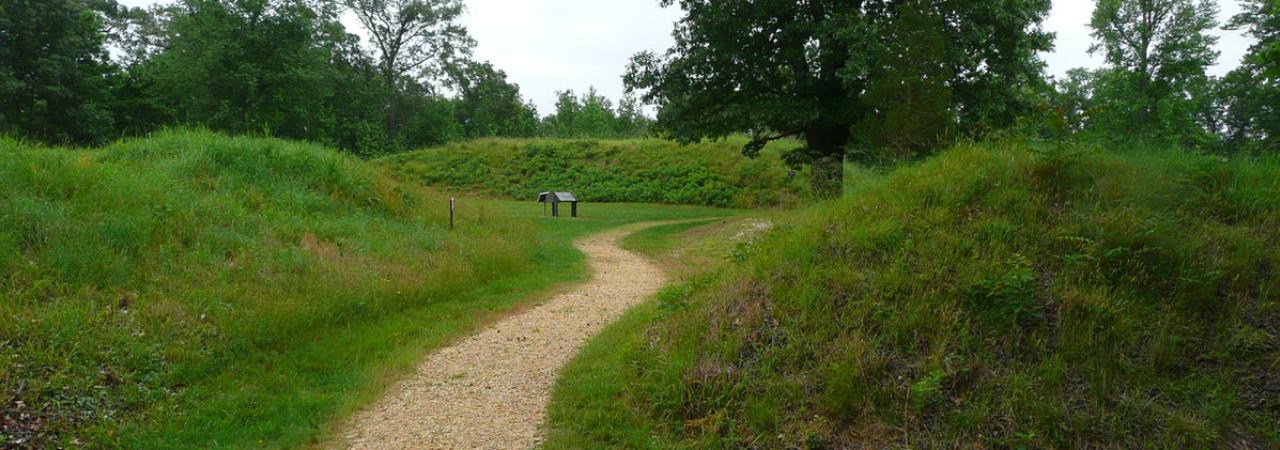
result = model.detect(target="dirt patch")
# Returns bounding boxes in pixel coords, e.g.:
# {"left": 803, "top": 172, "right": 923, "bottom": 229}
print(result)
{"left": 337, "top": 223, "right": 667, "bottom": 450}
{"left": 301, "top": 233, "right": 341, "bottom": 260}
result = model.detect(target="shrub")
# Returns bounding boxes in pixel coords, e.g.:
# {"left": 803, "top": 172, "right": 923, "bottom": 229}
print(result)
{"left": 377, "top": 137, "right": 809, "bottom": 208}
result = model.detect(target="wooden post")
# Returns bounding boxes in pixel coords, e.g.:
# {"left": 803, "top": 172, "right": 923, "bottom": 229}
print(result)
{"left": 450, "top": 198, "right": 455, "bottom": 230}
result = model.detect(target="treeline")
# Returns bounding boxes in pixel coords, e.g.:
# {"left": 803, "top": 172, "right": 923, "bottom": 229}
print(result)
{"left": 620, "top": 0, "right": 1277, "bottom": 200}
{"left": 3, "top": 0, "right": 1275, "bottom": 162}
{"left": 0, "top": 0, "right": 652, "bottom": 156}
{"left": 1038, "top": 0, "right": 1277, "bottom": 155}
{"left": 902, "top": 0, "right": 1280, "bottom": 156}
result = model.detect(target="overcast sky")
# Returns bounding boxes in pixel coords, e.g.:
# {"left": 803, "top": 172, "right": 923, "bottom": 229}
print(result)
{"left": 119, "top": 0, "right": 1254, "bottom": 114}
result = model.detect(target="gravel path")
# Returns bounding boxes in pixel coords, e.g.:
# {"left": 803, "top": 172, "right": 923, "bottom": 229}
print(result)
{"left": 339, "top": 224, "right": 667, "bottom": 450}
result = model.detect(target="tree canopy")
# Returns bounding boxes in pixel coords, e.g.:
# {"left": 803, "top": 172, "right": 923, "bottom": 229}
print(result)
{"left": 1, "top": 0, "right": 1277, "bottom": 163}
{"left": 0, "top": 0, "right": 657, "bottom": 153}
{"left": 627, "top": 0, "right": 1054, "bottom": 197}
{"left": 0, "top": 0, "right": 117, "bottom": 143}
{"left": 449, "top": 61, "right": 540, "bottom": 138}
{"left": 344, "top": 0, "right": 471, "bottom": 135}
{"left": 1088, "top": 0, "right": 1220, "bottom": 144}
{"left": 1220, "top": 0, "right": 1280, "bottom": 153}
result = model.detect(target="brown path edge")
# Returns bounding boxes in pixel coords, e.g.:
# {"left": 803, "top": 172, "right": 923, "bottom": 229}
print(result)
{"left": 337, "top": 222, "right": 672, "bottom": 450}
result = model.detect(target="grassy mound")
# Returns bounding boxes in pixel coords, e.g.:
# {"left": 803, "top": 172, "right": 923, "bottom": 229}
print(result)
{"left": 376, "top": 138, "right": 808, "bottom": 208}
{"left": 0, "top": 130, "right": 543, "bottom": 448}
{"left": 545, "top": 143, "right": 1280, "bottom": 448}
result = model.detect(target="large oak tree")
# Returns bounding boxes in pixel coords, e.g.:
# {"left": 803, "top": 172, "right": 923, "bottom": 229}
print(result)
{"left": 627, "top": 0, "right": 1054, "bottom": 198}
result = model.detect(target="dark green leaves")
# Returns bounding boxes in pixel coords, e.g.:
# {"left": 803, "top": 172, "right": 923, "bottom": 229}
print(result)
{"left": 630, "top": 0, "right": 1053, "bottom": 195}
{"left": 0, "top": 0, "right": 117, "bottom": 144}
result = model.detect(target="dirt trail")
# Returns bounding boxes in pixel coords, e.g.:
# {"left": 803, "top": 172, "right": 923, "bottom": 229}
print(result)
{"left": 339, "top": 223, "right": 667, "bottom": 450}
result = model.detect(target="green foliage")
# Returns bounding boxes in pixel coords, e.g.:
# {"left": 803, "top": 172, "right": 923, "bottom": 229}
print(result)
{"left": 378, "top": 138, "right": 808, "bottom": 208}
{"left": 449, "top": 61, "right": 540, "bottom": 138}
{"left": 342, "top": 0, "right": 471, "bottom": 140}
{"left": 965, "top": 255, "right": 1041, "bottom": 328}
{"left": 853, "top": 1, "right": 955, "bottom": 162}
{"left": 1220, "top": 0, "right": 1280, "bottom": 154}
{"left": 139, "top": 0, "right": 361, "bottom": 143}
{"left": 0, "top": 0, "right": 117, "bottom": 144}
{"left": 1086, "top": 0, "right": 1221, "bottom": 146}
{"left": 1041, "top": 0, "right": 1276, "bottom": 155}
{"left": 540, "top": 88, "right": 652, "bottom": 139}
{"left": 0, "top": 0, "right": 566, "bottom": 157}
{"left": 629, "top": 0, "right": 1053, "bottom": 196}
{"left": 548, "top": 141, "right": 1280, "bottom": 448}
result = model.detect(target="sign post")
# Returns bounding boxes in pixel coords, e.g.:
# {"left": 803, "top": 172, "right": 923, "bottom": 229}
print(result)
{"left": 450, "top": 198, "right": 455, "bottom": 231}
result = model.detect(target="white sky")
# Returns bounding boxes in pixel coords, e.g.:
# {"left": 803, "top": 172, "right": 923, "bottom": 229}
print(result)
{"left": 119, "top": 0, "right": 1255, "bottom": 114}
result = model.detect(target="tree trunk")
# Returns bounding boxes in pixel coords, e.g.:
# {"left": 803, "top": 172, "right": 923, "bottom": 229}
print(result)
{"left": 384, "top": 72, "right": 397, "bottom": 137}
{"left": 805, "top": 125, "right": 849, "bottom": 199}
{"left": 810, "top": 153, "right": 844, "bottom": 199}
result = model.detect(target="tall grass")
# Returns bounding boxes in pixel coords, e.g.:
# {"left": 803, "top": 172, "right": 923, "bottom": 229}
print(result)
{"left": 377, "top": 137, "right": 808, "bottom": 208}
{"left": 0, "top": 130, "right": 543, "bottom": 448}
{"left": 0, "top": 129, "right": 739, "bottom": 448}
{"left": 544, "top": 141, "right": 1280, "bottom": 448}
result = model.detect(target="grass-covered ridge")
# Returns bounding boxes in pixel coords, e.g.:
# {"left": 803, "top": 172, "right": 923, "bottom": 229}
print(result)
{"left": 377, "top": 138, "right": 808, "bottom": 208}
{"left": 0, "top": 130, "right": 548, "bottom": 448}
{"left": 544, "top": 143, "right": 1280, "bottom": 448}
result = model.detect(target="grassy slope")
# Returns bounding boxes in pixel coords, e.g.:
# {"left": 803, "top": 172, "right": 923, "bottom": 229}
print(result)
{"left": 376, "top": 137, "right": 808, "bottom": 208}
{"left": 0, "top": 131, "right": 730, "bottom": 449}
{"left": 543, "top": 142, "right": 1280, "bottom": 449}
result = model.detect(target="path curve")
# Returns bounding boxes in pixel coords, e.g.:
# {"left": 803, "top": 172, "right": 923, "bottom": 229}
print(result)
{"left": 340, "top": 223, "right": 667, "bottom": 450}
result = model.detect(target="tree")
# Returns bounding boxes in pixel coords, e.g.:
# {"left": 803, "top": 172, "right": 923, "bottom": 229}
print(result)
{"left": 0, "top": 0, "right": 117, "bottom": 144}
{"left": 537, "top": 88, "right": 648, "bottom": 139}
{"left": 1230, "top": 0, "right": 1279, "bottom": 77}
{"left": 343, "top": 0, "right": 471, "bottom": 136}
{"left": 575, "top": 87, "right": 617, "bottom": 138}
{"left": 1089, "top": 0, "right": 1220, "bottom": 142}
{"left": 853, "top": 3, "right": 954, "bottom": 161}
{"left": 138, "top": 0, "right": 357, "bottom": 141}
{"left": 542, "top": 90, "right": 581, "bottom": 138}
{"left": 627, "top": 0, "right": 1053, "bottom": 198}
{"left": 449, "top": 61, "right": 539, "bottom": 138}
{"left": 1051, "top": 68, "right": 1102, "bottom": 134}
{"left": 614, "top": 93, "right": 653, "bottom": 137}
{"left": 1220, "top": 0, "right": 1280, "bottom": 153}
{"left": 396, "top": 83, "right": 462, "bottom": 150}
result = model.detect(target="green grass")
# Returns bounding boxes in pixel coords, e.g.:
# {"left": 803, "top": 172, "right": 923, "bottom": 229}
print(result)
{"left": 0, "top": 130, "right": 731, "bottom": 449}
{"left": 543, "top": 298, "right": 679, "bottom": 450}
{"left": 542, "top": 141, "right": 1280, "bottom": 449}
{"left": 618, "top": 219, "right": 722, "bottom": 259}
{"left": 376, "top": 137, "right": 808, "bottom": 208}
{"left": 545, "top": 216, "right": 762, "bottom": 449}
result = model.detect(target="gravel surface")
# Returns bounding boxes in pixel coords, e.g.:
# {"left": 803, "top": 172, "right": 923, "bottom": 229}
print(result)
{"left": 339, "top": 224, "right": 666, "bottom": 450}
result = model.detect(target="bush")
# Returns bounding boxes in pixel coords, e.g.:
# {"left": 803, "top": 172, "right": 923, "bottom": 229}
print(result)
{"left": 377, "top": 137, "right": 809, "bottom": 208}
